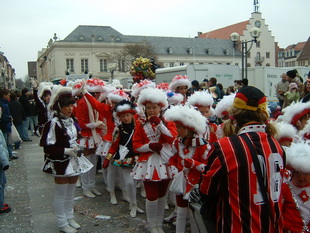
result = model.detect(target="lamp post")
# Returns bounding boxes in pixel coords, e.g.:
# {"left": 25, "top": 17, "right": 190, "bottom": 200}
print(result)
{"left": 230, "top": 27, "right": 261, "bottom": 80}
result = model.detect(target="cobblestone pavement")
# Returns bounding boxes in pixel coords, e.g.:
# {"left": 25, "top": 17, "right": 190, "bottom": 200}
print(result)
{"left": 0, "top": 135, "right": 177, "bottom": 233}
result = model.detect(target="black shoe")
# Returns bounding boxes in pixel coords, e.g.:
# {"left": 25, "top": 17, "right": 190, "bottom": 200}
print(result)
{"left": 0, "top": 206, "right": 11, "bottom": 214}
{"left": 9, "top": 155, "right": 18, "bottom": 160}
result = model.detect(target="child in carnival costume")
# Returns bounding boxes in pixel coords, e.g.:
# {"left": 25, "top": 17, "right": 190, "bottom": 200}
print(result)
{"left": 102, "top": 100, "right": 145, "bottom": 217}
{"left": 75, "top": 79, "right": 108, "bottom": 198}
{"left": 282, "top": 101, "right": 310, "bottom": 141}
{"left": 164, "top": 105, "right": 209, "bottom": 233}
{"left": 214, "top": 93, "right": 236, "bottom": 139}
{"left": 40, "top": 86, "right": 93, "bottom": 233}
{"left": 82, "top": 85, "right": 130, "bottom": 203}
{"left": 186, "top": 91, "right": 217, "bottom": 144}
{"left": 132, "top": 87, "right": 177, "bottom": 233}
{"left": 169, "top": 75, "right": 191, "bottom": 105}
{"left": 282, "top": 141, "right": 310, "bottom": 233}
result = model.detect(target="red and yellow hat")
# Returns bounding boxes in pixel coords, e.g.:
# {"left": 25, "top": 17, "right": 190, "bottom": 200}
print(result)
{"left": 233, "top": 86, "right": 267, "bottom": 115}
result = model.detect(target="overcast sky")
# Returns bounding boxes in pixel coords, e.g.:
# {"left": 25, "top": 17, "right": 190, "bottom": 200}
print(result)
{"left": 1, "top": 0, "right": 309, "bottom": 79}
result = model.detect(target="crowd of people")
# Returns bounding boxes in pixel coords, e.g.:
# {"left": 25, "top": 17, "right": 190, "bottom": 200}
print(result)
{"left": 0, "top": 68, "right": 309, "bottom": 233}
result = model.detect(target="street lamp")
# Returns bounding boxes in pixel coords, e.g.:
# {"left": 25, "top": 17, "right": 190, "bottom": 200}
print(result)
{"left": 230, "top": 27, "right": 261, "bottom": 80}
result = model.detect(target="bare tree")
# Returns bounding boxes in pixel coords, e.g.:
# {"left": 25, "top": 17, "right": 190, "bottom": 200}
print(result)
{"left": 107, "top": 41, "right": 158, "bottom": 73}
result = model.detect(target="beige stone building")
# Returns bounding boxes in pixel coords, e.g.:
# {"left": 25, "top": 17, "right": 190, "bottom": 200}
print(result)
{"left": 37, "top": 26, "right": 242, "bottom": 85}
{"left": 0, "top": 51, "right": 16, "bottom": 89}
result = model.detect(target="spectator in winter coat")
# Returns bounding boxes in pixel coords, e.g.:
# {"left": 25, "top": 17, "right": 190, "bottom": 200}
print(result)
{"left": 18, "top": 88, "right": 32, "bottom": 142}
{"left": 8, "top": 92, "right": 25, "bottom": 150}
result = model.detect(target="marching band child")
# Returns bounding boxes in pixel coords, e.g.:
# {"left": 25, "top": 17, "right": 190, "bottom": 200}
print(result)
{"left": 169, "top": 75, "right": 191, "bottom": 105}
{"left": 164, "top": 105, "right": 209, "bottom": 233}
{"left": 132, "top": 87, "right": 177, "bottom": 233}
{"left": 102, "top": 100, "right": 144, "bottom": 217}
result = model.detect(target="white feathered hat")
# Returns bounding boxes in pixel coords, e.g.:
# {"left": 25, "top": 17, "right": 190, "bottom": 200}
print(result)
{"left": 282, "top": 101, "right": 310, "bottom": 126}
{"left": 169, "top": 75, "right": 191, "bottom": 92}
{"left": 166, "top": 91, "right": 184, "bottom": 106}
{"left": 115, "top": 100, "right": 139, "bottom": 117}
{"left": 85, "top": 78, "right": 109, "bottom": 93}
{"left": 164, "top": 105, "right": 207, "bottom": 135}
{"left": 48, "top": 86, "right": 73, "bottom": 111}
{"left": 37, "top": 82, "right": 52, "bottom": 99}
{"left": 137, "top": 87, "right": 168, "bottom": 109}
{"left": 131, "top": 79, "right": 156, "bottom": 98}
{"left": 274, "top": 121, "right": 298, "bottom": 143}
{"left": 107, "top": 89, "right": 129, "bottom": 103}
{"left": 72, "top": 80, "right": 84, "bottom": 96}
{"left": 156, "top": 83, "right": 170, "bottom": 91}
{"left": 214, "top": 94, "right": 236, "bottom": 119}
{"left": 187, "top": 91, "right": 213, "bottom": 107}
{"left": 286, "top": 141, "right": 310, "bottom": 173}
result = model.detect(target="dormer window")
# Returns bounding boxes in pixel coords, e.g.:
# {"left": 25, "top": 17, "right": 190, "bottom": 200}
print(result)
{"left": 206, "top": 49, "right": 212, "bottom": 55}
{"left": 188, "top": 48, "right": 193, "bottom": 54}
{"left": 224, "top": 49, "right": 229, "bottom": 56}
{"left": 115, "top": 36, "right": 121, "bottom": 41}
{"left": 98, "top": 36, "right": 103, "bottom": 41}
{"left": 167, "top": 47, "right": 173, "bottom": 54}
{"left": 79, "top": 36, "right": 84, "bottom": 41}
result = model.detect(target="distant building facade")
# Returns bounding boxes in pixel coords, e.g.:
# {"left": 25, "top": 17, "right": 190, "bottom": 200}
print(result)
{"left": 0, "top": 51, "right": 16, "bottom": 89}
{"left": 37, "top": 26, "right": 241, "bottom": 84}
{"left": 199, "top": 12, "right": 277, "bottom": 68}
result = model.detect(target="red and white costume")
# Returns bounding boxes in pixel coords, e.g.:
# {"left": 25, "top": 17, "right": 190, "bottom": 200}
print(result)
{"left": 164, "top": 104, "right": 209, "bottom": 233}
{"left": 186, "top": 90, "right": 217, "bottom": 144}
{"left": 131, "top": 87, "right": 177, "bottom": 233}
{"left": 282, "top": 141, "right": 310, "bottom": 233}
{"left": 169, "top": 75, "right": 191, "bottom": 105}
{"left": 132, "top": 118, "right": 177, "bottom": 181}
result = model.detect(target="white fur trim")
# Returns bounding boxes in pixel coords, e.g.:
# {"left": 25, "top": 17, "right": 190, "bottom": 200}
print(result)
{"left": 282, "top": 101, "right": 310, "bottom": 125}
{"left": 107, "top": 90, "right": 129, "bottom": 103}
{"left": 166, "top": 91, "right": 183, "bottom": 106}
{"left": 137, "top": 87, "right": 168, "bottom": 109}
{"left": 169, "top": 75, "right": 191, "bottom": 92}
{"left": 214, "top": 94, "right": 235, "bottom": 118}
{"left": 274, "top": 121, "right": 298, "bottom": 141}
{"left": 187, "top": 91, "right": 213, "bottom": 107}
{"left": 72, "top": 80, "right": 84, "bottom": 96}
{"left": 286, "top": 141, "right": 310, "bottom": 173}
{"left": 85, "top": 78, "right": 108, "bottom": 93}
{"left": 115, "top": 104, "right": 138, "bottom": 114}
{"left": 131, "top": 80, "right": 156, "bottom": 98}
{"left": 298, "top": 119, "right": 310, "bottom": 139}
{"left": 48, "top": 86, "right": 73, "bottom": 111}
{"left": 164, "top": 105, "right": 206, "bottom": 135}
{"left": 38, "top": 82, "right": 53, "bottom": 98}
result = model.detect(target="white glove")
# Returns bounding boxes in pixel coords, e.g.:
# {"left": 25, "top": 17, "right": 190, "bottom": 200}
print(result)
{"left": 64, "top": 148, "right": 78, "bottom": 157}
{"left": 86, "top": 121, "right": 104, "bottom": 129}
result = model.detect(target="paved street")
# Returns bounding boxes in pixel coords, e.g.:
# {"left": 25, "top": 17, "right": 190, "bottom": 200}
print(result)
{"left": 0, "top": 135, "right": 177, "bottom": 233}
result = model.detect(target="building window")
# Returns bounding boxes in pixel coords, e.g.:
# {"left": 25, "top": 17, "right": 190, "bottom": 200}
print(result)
{"left": 199, "top": 63, "right": 203, "bottom": 65}
{"left": 81, "top": 59, "right": 88, "bottom": 73}
{"left": 256, "top": 41, "right": 260, "bottom": 48}
{"left": 169, "top": 62, "right": 174, "bottom": 67}
{"left": 179, "top": 62, "right": 184, "bottom": 66}
{"left": 266, "top": 52, "right": 270, "bottom": 59}
{"left": 66, "top": 59, "right": 74, "bottom": 73}
{"left": 100, "top": 59, "right": 107, "bottom": 72}
{"left": 247, "top": 52, "right": 251, "bottom": 58}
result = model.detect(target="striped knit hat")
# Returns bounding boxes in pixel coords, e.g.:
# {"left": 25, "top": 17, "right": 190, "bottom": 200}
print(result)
{"left": 233, "top": 86, "right": 267, "bottom": 115}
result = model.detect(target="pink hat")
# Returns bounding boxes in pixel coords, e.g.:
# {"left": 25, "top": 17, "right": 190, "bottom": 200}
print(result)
{"left": 289, "top": 82, "right": 298, "bottom": 91}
